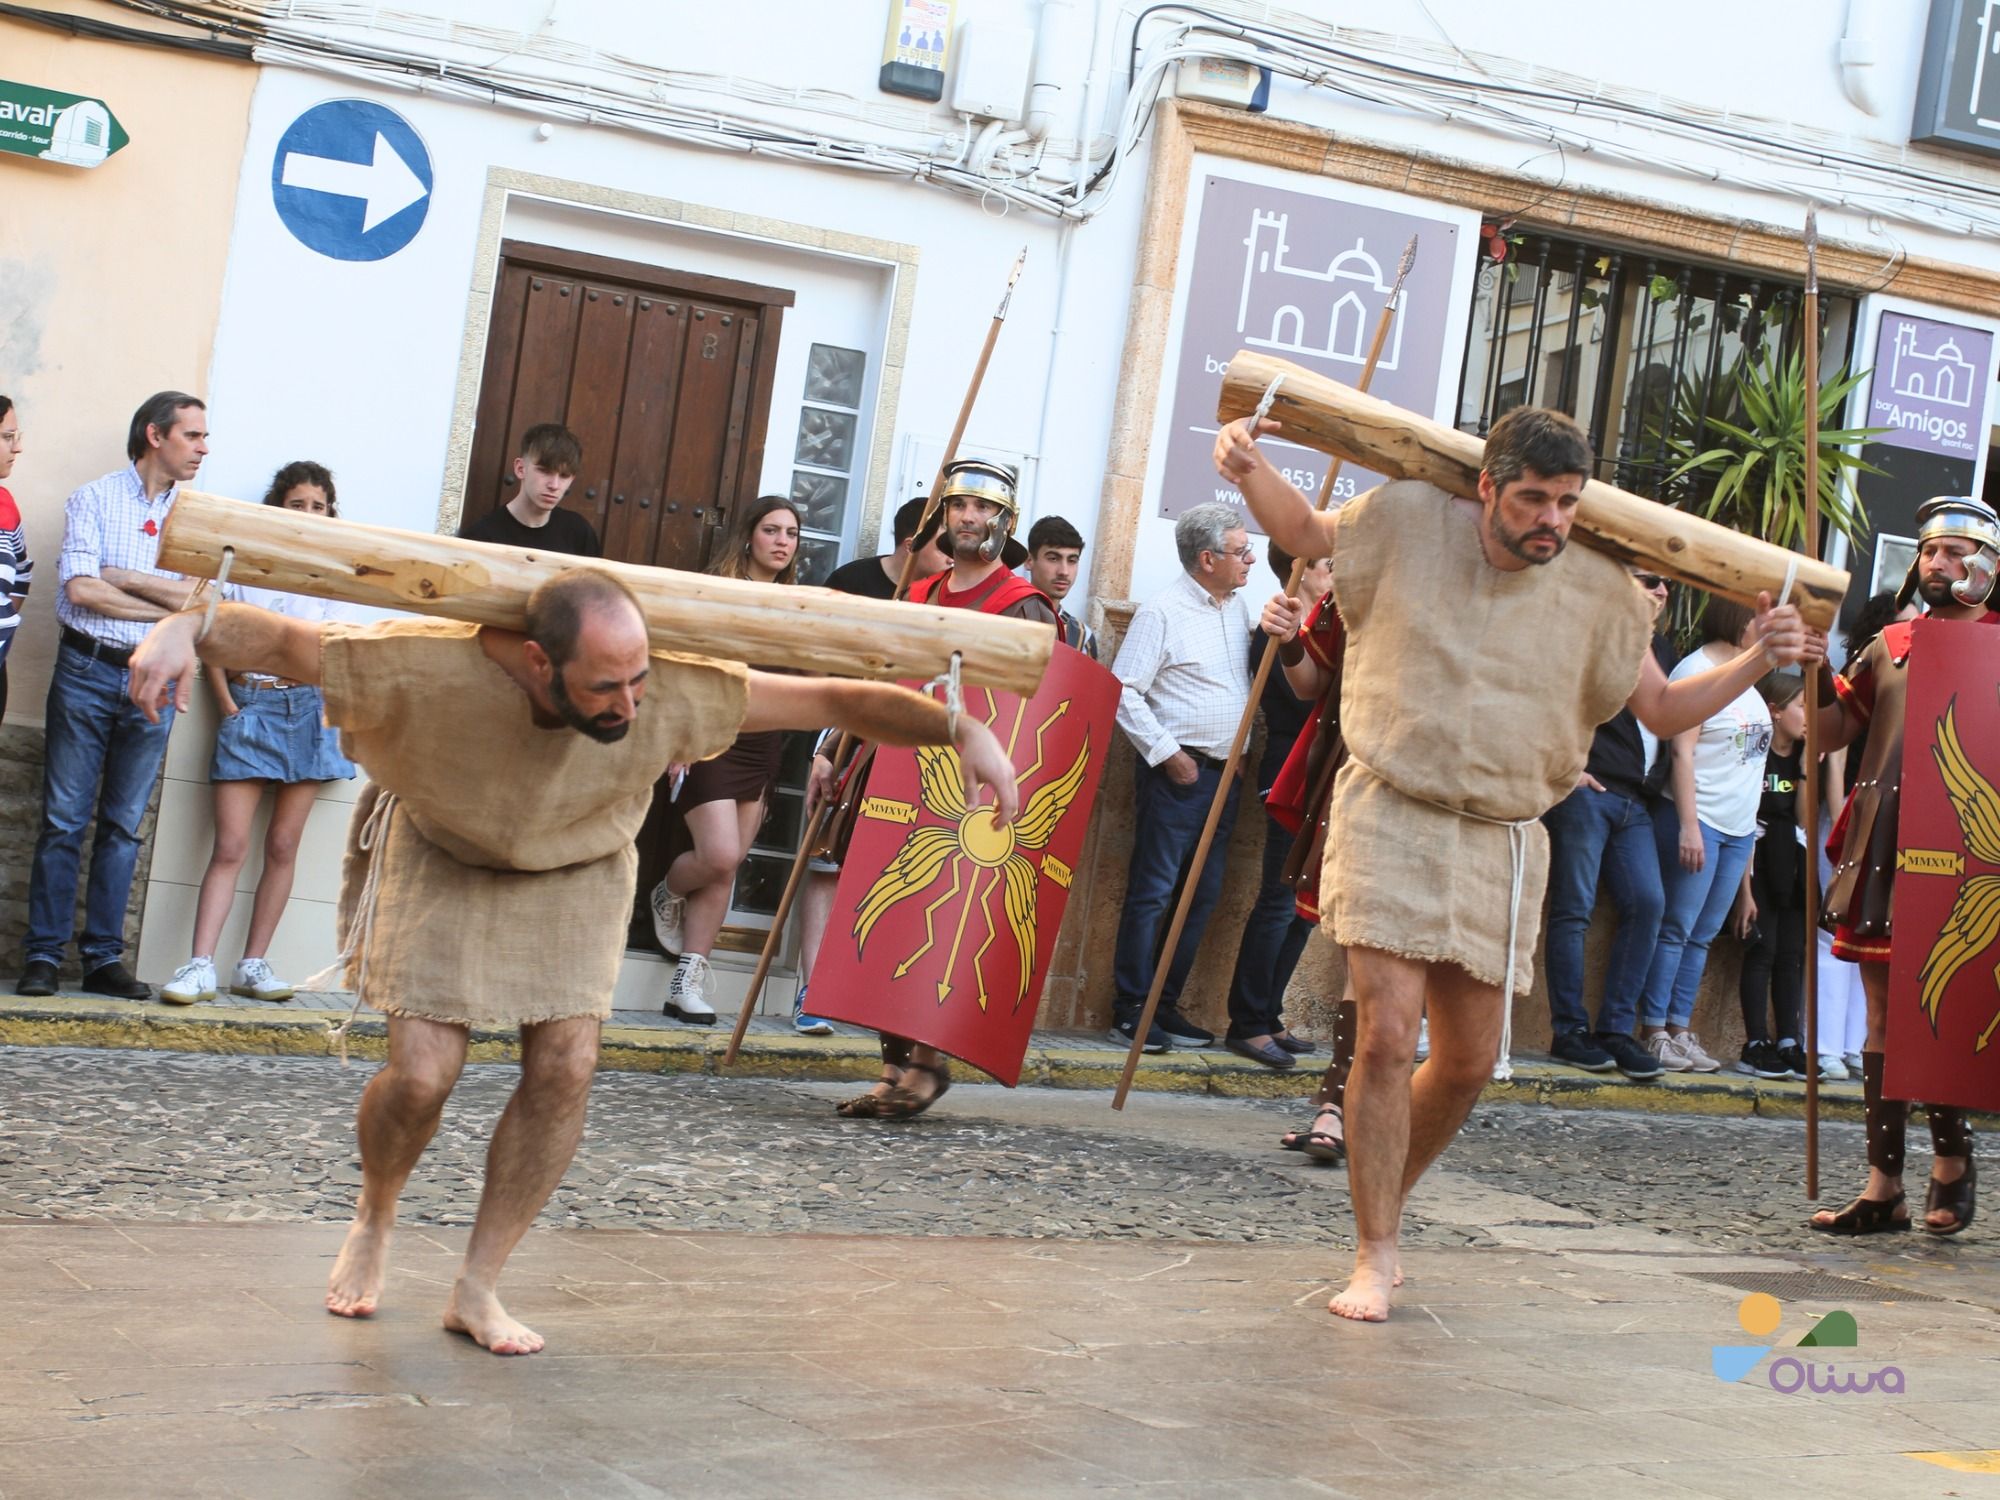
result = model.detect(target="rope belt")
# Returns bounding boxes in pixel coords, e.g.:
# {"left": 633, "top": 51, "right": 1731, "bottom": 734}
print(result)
{"left": 1347, "top": 756, "right": 1535, "bottom": 1078}
{"left": 301, "top": 789, "right": 400, "bottom": 1064}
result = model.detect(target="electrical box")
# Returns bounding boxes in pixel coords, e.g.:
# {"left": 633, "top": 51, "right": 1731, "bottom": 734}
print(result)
{"left": 881, "top": 0, "right": 955, "bottom": 103}
{"left": 1174, "top": 56, "right": 1271, "bottom": 112}
{"left": 951, "top": 20, "right": 1036, "bottom": 122}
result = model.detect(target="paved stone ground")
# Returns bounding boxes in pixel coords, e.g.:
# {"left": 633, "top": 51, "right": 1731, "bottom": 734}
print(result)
{"left": 2, "top": 1047, "right": 1997, "bottom": 1497}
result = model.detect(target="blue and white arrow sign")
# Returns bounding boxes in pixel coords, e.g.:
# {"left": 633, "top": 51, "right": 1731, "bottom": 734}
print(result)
{"left": 271, "top": 99, "right": 432, "bottom": 261}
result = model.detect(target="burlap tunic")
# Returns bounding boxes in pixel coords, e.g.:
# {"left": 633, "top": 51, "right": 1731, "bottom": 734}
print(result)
{"left": 318, "top": 620, "right": 748, "bottom": 1026}
{"left": 1324, "top": 482, "right": 1651, "bottom": 992}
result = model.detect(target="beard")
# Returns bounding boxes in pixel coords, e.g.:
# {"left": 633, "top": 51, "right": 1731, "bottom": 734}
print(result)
{"left": 549, "top": 670, "right": 631, "bottom": 744}
{"left": 1492, "top": 513, "right": 1567, "bottom": 565}
{"left": 1917, "top": 570, "right": 1960, "bottom": 608}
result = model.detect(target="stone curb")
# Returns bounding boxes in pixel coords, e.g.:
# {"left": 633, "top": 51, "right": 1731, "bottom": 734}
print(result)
{"left": 3, "top": 992, "right": 1979, "bottom": 1124}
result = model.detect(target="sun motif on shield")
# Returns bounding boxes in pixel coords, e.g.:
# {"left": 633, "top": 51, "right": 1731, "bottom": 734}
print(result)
{"left": 850, "top": 691, "right": 1090, "bottom": 1011}
{"left": 1909, "top": 694, "right": 2000, "bottom": 1050}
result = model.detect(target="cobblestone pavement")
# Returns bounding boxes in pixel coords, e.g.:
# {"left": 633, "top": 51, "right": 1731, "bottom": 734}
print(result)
{"left": 0, "top": 1046, "right": 1978, "bottom": 1280}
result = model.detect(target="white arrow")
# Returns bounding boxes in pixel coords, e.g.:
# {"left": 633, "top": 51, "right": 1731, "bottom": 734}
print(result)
{"left": 280, "top": 131, "right": 427, "bottom": 234}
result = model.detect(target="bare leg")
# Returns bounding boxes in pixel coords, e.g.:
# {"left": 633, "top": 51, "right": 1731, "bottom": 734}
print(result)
{"left": 1400, "top": 964, "right": 1504, "bottom": 1197}
{"left": 190, "top": 780, "right": 266, "bottom": 959}
{"left": 242, "top": 780, "right": 320, "bottom": 958}
{"left": 327, "top": 1015, "right": 467, "bottom": 1317}
{"left": 1332, "top": 947, "right": 1425, "bottom": 1323}
{"left": 443, "top": 1015, "right": 600, "bottom": 1355}
{"left": 800, "top": 868, "right": 838, "bottom": 974}
{"left": 674, "top": 799, "right": 762, "bottom": 958}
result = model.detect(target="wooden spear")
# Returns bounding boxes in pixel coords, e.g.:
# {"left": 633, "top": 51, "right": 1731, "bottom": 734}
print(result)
{"left": 155, "top": 492, "right": 1052, "bottom": 692}
{"left": 1111, "top": 236, "right": 1418, "bottom": 1110}
{"left": 723, "top": 248, "right": 1029, "bottom": 1065}
{"left": 1801, "top": 208, "right": 1823, "bottom": 1199}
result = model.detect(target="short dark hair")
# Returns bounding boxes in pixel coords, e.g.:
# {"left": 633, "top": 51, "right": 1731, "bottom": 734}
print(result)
{"left": 261, "top": 460, "right": 337, "bottom": 517}
{"left": 1267, "top": 541, "right": 1294, "bottom": 582}
{"left": 1700, "top": 597, "right": 1757, "bottom": 648}
{"left": 127, "top": 391, "right": 205, "bottom": 463}
{"left": 0, "top": 395, "right": 12, "bottom": 425}
{"left": 1482, "top": 407, "right": 1593, "bottom": 492}
{"left": 520, "top": 423, "right": 583, "bottom": 476}
{"left": 894, "top": 494, "right": 942, "bottom": 550}
{"left": 1027, "top": 515, "right": 1085, "bottom": 553}
{"left": 525, "top": 568, "right": 643, "bottom": 671}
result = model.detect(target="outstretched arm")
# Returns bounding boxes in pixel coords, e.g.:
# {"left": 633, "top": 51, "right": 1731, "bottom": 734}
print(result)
{"left": 740, "top": 671, "right": 1020, "bottom": 826}
{"left": 1213, "top": 417, "right": 1337, "bottom": 561}
{"left": 128, "top": 603, "right": 323, "bottom": 722}
{"left": 1626, "top": 593, "right": 1821, "bottom": 736}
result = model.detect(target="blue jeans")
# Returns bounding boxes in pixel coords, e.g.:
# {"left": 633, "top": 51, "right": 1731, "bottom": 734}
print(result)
{"left": 1541, "top": 784, "right": 1664, "bottom": 1038}
{"left": 1225, "top": 808, "right": 1313, "bottom": 1039}
{"left": 1638, "top": 804, "right": 1754, "bottom": 1029}
{"left": 1111, "top": 754, "right": 1241, "bottom": 1019}
{"left": 25, "top": 645, "right": 175, "bottom": 969}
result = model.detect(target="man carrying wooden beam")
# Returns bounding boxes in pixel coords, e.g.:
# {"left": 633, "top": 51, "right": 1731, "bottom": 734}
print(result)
{"left": 1218, "top": 405, "right": 1821, "bottom": 1323}
{"left": 127, "top": 569, "right": 1019, "bottom": 1355}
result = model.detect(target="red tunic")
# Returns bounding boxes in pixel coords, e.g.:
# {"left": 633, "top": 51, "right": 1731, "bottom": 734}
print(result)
{"left": 1265, "top": 591, "right": 1345, "bottom": 921}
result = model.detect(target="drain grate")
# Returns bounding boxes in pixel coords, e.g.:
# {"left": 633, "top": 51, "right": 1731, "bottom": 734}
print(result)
{"left": 1684, "top": 1269, "right": 1947, "bottom": 1303}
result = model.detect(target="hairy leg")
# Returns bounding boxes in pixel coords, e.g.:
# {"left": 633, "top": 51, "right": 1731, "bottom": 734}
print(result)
{"left": 1331, "top": 947, "right": 1426, "bottom": 1323}
{"left": 1402, "top": 964, "right": 1504, "bottom": 1198}
{"left": 328, "top": 1015, "right": 467, "bottom": 1316}
{"left": 444, "top": 1016, "right": 601, "bottom": 1355}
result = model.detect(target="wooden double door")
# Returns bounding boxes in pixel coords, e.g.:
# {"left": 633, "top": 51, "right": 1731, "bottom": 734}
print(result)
{"left": 464, "top": 240, "right": 793, "bottom": 570}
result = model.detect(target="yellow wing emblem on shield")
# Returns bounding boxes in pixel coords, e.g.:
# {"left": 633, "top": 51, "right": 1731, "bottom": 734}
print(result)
{"left": 851, "top": 707, "right": 1093, "bottom": 1011}
{"left": 1915, "top": 698, "right": 2000, "bottom": 1049}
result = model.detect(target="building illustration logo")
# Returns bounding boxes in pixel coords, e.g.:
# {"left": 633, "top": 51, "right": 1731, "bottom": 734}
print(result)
{"left": 1237, "top": 212, "right": 1405, "bottom": 372}
{"left": 1887, "top": 320, "right": 1978, "bottom": 409}
{"left": 1711, "top": 1293, "right": 1906, "bottom": 1394}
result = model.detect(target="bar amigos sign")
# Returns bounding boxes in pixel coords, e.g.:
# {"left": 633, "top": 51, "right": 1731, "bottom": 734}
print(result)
{"left": 0, "top": 79, "right": 128, "bottom": 168}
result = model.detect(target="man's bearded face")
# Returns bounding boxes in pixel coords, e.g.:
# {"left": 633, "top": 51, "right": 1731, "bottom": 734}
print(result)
{"left": 1917, "top": 537, "right": 1975, "bottom": 607}
{"left": 1482, "top": 468, "right": 1582, "bottom": 566}
{"left": 549, "top": 665, "right": 633, "bottom": 744}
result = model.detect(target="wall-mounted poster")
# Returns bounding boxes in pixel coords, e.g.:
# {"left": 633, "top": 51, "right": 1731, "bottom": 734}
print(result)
{"left": 1155, "top": 173, "right": 1463, "bottom": 530}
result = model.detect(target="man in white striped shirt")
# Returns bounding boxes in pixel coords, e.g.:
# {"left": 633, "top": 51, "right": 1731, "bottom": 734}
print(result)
{"left": 1108, "top": 502, "right": 1263, "bottom": 1053}
{"left": 17, "top": 392, "right": 207, "bottom": 1000}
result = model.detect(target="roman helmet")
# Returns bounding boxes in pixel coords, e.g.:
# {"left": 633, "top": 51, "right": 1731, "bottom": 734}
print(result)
{"left": 935, "top": 457, "right": 1026, "bottom": 568}
{"left": 1897, "top": 495, "right": 2000, "bottom": 609}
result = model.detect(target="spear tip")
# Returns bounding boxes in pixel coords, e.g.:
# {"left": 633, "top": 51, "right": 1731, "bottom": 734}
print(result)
{"left": 1803, "top": 207, "right": 1819, "bottom": 292}
{"left": 1394, "top": 233, "right": 1419, "bottom": 287}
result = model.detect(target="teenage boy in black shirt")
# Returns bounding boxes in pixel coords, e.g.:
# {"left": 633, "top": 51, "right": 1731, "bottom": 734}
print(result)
{"left": 460, "top": 424, "right": 599, "bottom": 557}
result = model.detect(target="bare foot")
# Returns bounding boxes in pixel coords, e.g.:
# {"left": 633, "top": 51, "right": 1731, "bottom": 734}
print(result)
{"left": 1394, "top": 1264, "right": 1405, "bottom": 1289}
{"left": 442, "top": 1278, "right": 545, "bottom": 1355}
{"left": 1329, "top": 1264, "right": 1396, "bottom": 1323}
{"left": 326, "top": 1218, "right": 391, "bottom": 1318}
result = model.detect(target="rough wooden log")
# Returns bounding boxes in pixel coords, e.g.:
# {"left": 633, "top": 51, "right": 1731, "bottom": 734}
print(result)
{"left": 157, "top": 491, "right": 1054, "bottom": 694}
{"left": 1218, "top": 350, "right": 1849, "bottom": 629}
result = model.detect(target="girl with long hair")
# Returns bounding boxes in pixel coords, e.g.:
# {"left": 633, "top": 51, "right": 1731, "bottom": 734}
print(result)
{"left": 648, "top": 496, "right": 802, "bottom": 1022}
{"left": 161, "top": 462, "right": 357, "bottom": 1003}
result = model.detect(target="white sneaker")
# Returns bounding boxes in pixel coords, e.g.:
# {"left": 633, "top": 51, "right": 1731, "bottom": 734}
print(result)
{"left": 663, "top": 953, "right": 715, "bottom": 1024}
{"left": 1414, "top": 1017, "right": 1431, "bottom": 1062}
{"left": 1818, "top": 1054, "right": 1850, "bottom": 1081}
{"left": 1646, "top": 1031, "right": 1691, "bottom": 1072}
{"left": 1678, "top": 1031, "right": 1723, "bottom": 1073}
{"left": 161, "top": 957, "right": 217, "bottom": 1005}
{"left": 1843, "top": 1050, "right": 1865, "bottom": 1074}
{"left": 231, "top": 956, "right": 294, "bottom": 1001}
{"left": 650, "top": 880, "right": 685, "bottom": 956}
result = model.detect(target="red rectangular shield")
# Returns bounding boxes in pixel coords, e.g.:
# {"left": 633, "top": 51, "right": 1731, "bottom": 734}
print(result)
{"left": 1885, "top": 618, "right": 2000, "bottom": 1112}
{"left": 809, "top": 646, "right": 1121, "bottom": 1085}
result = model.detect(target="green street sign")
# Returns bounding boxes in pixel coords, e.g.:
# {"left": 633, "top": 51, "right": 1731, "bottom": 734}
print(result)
{"left": 0, "top": 78, "right": 128, "bottom": 168}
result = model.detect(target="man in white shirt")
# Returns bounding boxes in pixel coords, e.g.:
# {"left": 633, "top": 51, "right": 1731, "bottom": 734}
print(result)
{"left": 1107, "top": 502, "right": 1259, "bottom": 1052}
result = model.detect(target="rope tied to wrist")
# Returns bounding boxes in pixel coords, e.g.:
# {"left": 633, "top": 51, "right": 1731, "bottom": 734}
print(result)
{"left": 923, "top": 651, "right": 965, "bottom": 745}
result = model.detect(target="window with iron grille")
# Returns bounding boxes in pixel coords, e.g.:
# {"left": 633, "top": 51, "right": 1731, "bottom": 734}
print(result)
{"left": 1455, "top": 234, "right": 1858, "bottom": 506}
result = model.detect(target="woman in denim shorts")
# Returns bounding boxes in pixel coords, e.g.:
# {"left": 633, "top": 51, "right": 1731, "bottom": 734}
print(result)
{"left": 160, "top": 462, "right": 357, "bottom": 1004}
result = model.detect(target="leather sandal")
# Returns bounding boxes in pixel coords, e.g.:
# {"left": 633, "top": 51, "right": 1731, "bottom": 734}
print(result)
{"left": 1924, "top": 1157, "right": 1977, "bottom": 1237}
{"left": 1809, "top": 1191, "right": 1910, "bottom": 1235}
{"left": 835, "top": 1068, "right": 903, "bottom": 1118}
{"left": 875, "top": 1060, "right": 951, "bottom": 1120}
{"left": 1302, "top": 1104, "right": 1344, "bottom": 1165}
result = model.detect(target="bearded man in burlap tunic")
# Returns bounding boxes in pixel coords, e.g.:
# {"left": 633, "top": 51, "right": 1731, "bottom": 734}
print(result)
{"left": 129, "top": 570, "right": 1019, "bottom": 1355}
{"left": 1220, "top": 406, "right": 1817, "bottom": 1322}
